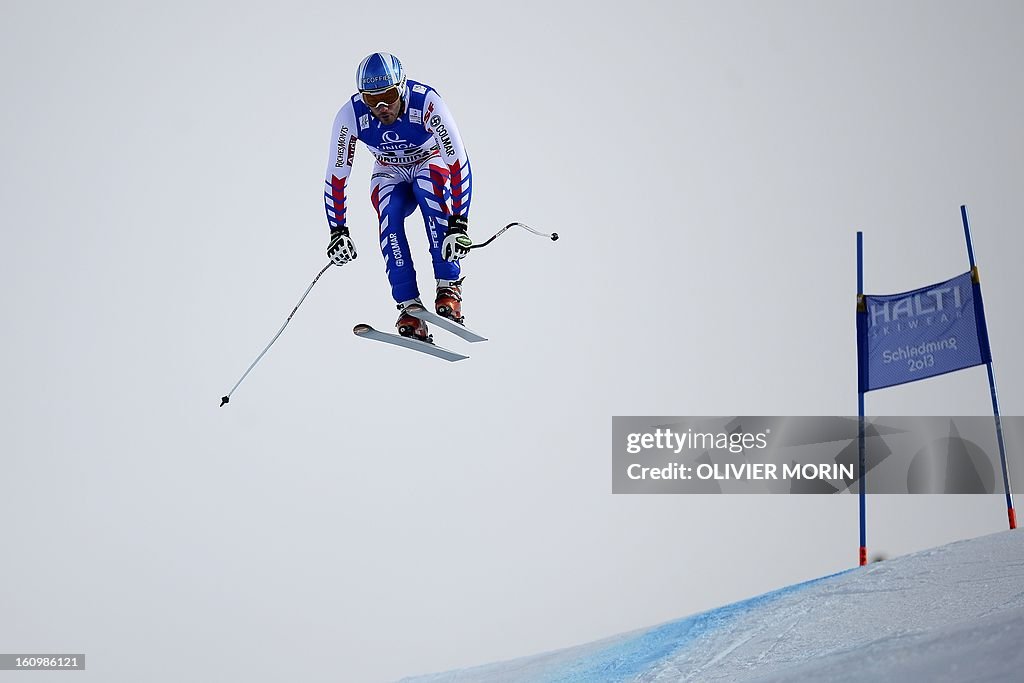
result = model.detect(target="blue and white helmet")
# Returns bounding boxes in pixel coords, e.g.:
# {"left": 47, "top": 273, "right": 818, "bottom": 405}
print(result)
{"left": 356, "top": 52, "right": 406, "bottom": 94}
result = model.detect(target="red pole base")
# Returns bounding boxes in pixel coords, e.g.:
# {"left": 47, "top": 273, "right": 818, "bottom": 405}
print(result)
{"left": 1010, "top": 508, "right": 1017, "bottom": 530}
{"left": 859, "top": 546, "right": 868, "bottom": 566}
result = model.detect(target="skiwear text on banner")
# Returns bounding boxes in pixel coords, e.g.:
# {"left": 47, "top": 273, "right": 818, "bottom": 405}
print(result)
{"left": 857, "top": 271, "right": 992, "bottom": 393}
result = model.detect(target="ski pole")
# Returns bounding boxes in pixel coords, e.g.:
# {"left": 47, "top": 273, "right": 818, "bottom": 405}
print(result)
{"left": 220, "top": 262, "right": 333, "bottom": 407}
{"left": 470, "top": 222, "right": 559, "bottom": 251}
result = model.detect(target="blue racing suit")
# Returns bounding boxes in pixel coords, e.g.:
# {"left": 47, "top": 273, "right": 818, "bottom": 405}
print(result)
{"left": 324, "top": 79, "right": 472, "bottom": 305}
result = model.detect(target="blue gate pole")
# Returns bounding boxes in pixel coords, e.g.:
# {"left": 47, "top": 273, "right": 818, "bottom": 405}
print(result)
{"left": 857, "top": 232, "right": 868, "bottom": 564}
{"left": 961, "top": 205, "right": 1016, "bottom": 530}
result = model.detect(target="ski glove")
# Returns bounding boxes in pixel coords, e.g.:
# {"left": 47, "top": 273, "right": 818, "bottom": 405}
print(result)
{"left": 327, "top": 227, "right": 357, "bottom": 266}
{"left": 441, "top": 216, "right": 472, "bottom": 262}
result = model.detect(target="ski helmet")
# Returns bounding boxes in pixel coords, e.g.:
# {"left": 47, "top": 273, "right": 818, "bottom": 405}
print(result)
{"left": 356, "top": 52, "right": 406, "bottom": 94}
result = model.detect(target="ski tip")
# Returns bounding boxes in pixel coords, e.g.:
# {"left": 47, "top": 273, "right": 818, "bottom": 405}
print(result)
{"left": 220, "top": 395, "right": 230, "bottom": 407}
{"left": 353, "top": 323, "right": 374, "bottom": 335}
{"left": 551, "top": 232, "right": 559, "bottom": 241}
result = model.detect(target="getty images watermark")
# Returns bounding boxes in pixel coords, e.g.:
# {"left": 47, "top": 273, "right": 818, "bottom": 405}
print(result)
{"left": 612, "top": 417, "right": 1024, "bottom": 494}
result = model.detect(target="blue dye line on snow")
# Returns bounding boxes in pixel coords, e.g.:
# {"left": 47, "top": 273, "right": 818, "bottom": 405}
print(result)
{"left": 542, "top": 570, "right": 852, "bottom": 683}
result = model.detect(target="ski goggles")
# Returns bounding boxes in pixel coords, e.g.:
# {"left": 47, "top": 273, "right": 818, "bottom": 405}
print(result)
{"left": 361, "top": 86, "right": 402, "bottom": 109}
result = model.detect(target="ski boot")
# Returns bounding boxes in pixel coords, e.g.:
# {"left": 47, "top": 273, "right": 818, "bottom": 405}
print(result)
{"left": 396, "top": 299, "right": 430, "bottom": 342}
{"left": 435, "top": 278, "right": 465, "bottom": 325}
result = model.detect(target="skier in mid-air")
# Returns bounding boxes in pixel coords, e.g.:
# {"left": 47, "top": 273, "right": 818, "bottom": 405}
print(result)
{"left": 323, "top": 52, "right": 473, "bottom": 341}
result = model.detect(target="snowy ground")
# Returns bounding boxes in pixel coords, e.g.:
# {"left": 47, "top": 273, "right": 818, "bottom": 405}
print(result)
{"left": 402, "top": 530, "right": 1024, "bottom": 682}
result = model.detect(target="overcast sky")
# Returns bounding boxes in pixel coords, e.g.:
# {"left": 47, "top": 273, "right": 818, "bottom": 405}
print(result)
{"left": 2, "top": 1, "right": 1023, "bottom": 681}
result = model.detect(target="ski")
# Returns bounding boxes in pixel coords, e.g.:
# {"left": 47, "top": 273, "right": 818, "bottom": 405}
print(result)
{"left": 352, "top": 324, "right": 469, "bottom": 362}
{"left": 406, "top": 305, "right": 488, "bottom": 343}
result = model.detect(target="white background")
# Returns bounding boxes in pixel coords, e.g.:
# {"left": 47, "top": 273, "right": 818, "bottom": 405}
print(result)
{"left": 2, "top": 2, "right": 1022, "bottom": 681}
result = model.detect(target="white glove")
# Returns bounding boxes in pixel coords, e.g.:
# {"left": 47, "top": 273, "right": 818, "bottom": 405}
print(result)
{"left": 327, "top": 228, "right": 357, "bottom": 266}
{"left": 441, "top": 216, "right": 472, "bottom": 262}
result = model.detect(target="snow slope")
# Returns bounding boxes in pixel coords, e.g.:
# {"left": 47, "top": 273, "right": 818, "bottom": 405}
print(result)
{"left": 402, "top": 531, "right": 1024, "bottom": 682}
